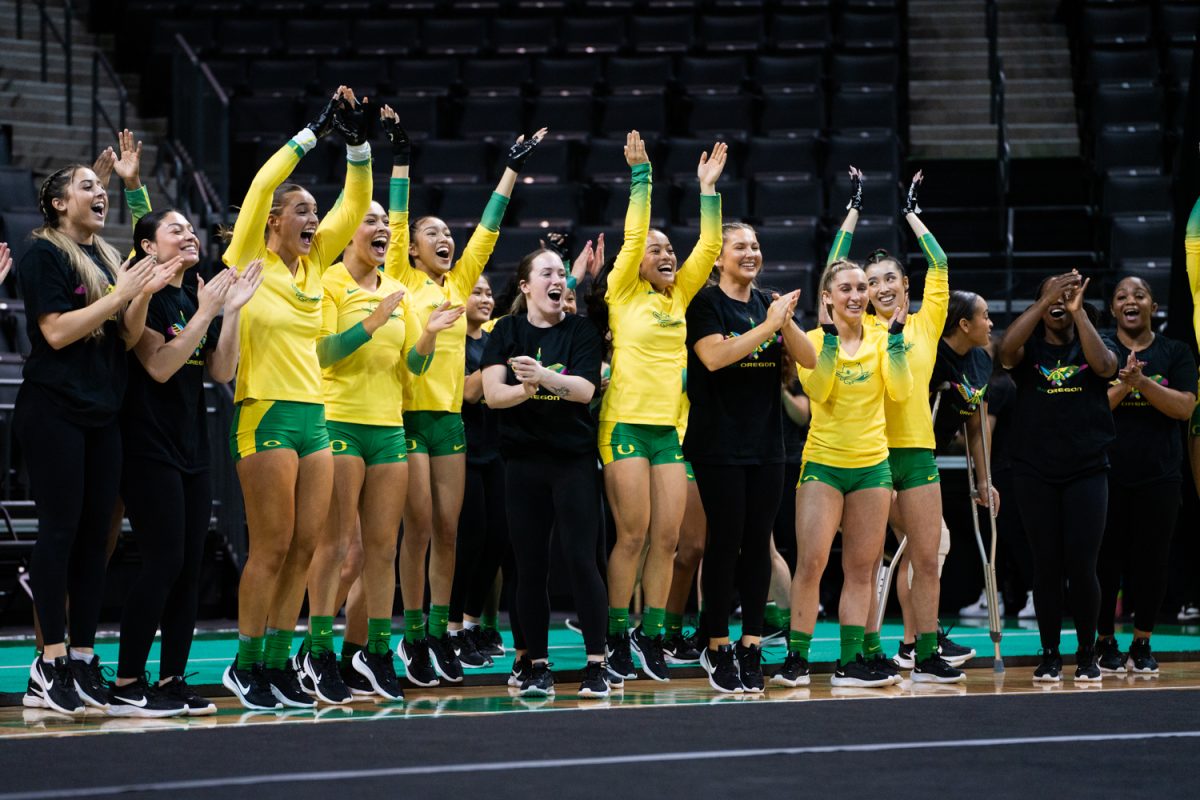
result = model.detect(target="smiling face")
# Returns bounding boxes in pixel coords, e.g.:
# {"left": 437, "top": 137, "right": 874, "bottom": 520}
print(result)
{"left": 348, "top": 201, "right": 390, "bottom": 265}
{"left": 638, "top": 229, "right": 677, "bottom": 291}
{"left": 52, "top": 167, "right": 108, "bottom": 236}
{"left": 466, "top": 276, "right": 494, "bottom": 324}
{"left": 410, "top": 216, "right": 456, "bottom": 276}
{"left": 961, "top": 295, "right": 993, "bottom": 347}
{"left": 268, "top": 188, "right": 319, "bottom": 257}
{"left": 520, "top": 250, "right": 567, "bottom": 319}
{"left": 1110, "top": 276, "right": 1155, "bottom": 335}
{"left": 716, "top": 226, "right": 762, "bottom": 287}
{"left": 142, "top": 211, "right": 200, "bottom": 267}
{"left": 823, "top": 266, "right": 869, "bottom": 323}
{"left": 865, "top": 258, "right": 908, "bottom": 318}
{"left": 563, "top": 286, "right": 577, "bottom": 314}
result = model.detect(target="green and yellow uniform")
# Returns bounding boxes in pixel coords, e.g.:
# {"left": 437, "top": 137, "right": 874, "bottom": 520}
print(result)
{"left": 1186, "top": 198, "right": 1200, "bottom": 437}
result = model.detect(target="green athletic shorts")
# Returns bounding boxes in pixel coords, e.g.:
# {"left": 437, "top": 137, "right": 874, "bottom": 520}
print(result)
{"left": 327, "top": 420, "right": 408, "bottom": 466}
{"left": 1191, "top": 402, "right": 1200, "bottom": 437}
{"left": 405, "top": 410, "right": 466, "bottom": 457}
{"left": 798, "top": 458, "right": 893, "bottom": 495}
{"left": 684, "top": 460, "right": 695, "bottom": 482}
{"left": 888, "top": 447, "right": 941, "bottom": 491}
{"left": 598, "top": 421, "right": 685, "bottom": 466}
{"left": 230, "top": 399, "right": 329, "bottom": 462}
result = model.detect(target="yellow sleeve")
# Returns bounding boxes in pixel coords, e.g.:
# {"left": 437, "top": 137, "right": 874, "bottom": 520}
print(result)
{"left": 223, "top": 141, "right": 302, "bottom": 268}
{"left": 385, "top": 177, "right": 418, "bottom": 284}
{"left": 674, "top": 193, "right": 722, "bottom": 304}
{"left": 604, "top": 163, "right": 652, "bottom": 305}
{"left": 448, "top": 224, "right": 499, "bottom": 297}
{"left": 883, "top": 330, "right": 913, "bottom": 402}
{"left": 798, "top": 328, "right": 838, "bottom": 403}
{"left": 1187, "top": 196, "right": 1200, "bottom": 351}
{"left": 312, "top": 154, "right": 372, "bottom": 274}
{"left": 320, "top": 281, "right": 338, "bottom": 339}
{"left": 913, "top": 232, "right": 949, "bottom": 347}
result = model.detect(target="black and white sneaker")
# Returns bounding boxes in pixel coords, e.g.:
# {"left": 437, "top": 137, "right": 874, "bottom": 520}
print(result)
{"left": 451, "top": 629, "right": 493, "bottom": 669}
{"left": 352, "top": 650, "right": 405, "bottom": 701}
{"left": 1177, "top": 603, "right": 1200, "bottom": 622}
{"left": 520, "top": 662, "right": 555, "bottom": 697}
{"left": 630, "top": 625, "right": 670, "bottom": 682}
{"left": 893, "top": 641, "right": 916, "bottom": 670}
{"left": 341, "top": 658, "right": 375, "bottom": 696}
{"left": 760, "top": 624, "right": 787, "bottom": 644}
{"left": 69, "top": 653, "right": 112, "bottom": 710}
{"left": 770, "top": 651, "right": 811, "bottom": 687}
{"left": 1126, "top": 638, "right": 1159, "bottom": 675}
{"left": 1074, "top": 646, "right": 1102, "bottom": 683}
{"left": 605, "top": 632, "right": 637, "bottom": 681}
{"left": 912, "top": 653, "right": 966, "bottom": 684}
{"left": 28, "top": 656, "right": 85, "bottom": 715}
{"left": 700, "top": 645, "right": 743, "bottom": 694}
{"left": 222, "top": 658, "right": 281, "bottom": 711}
{"left": 303, "top": 649, "right": 352, "bottom": 704}
{"left": 831, "top": 654, "right": 893, "bottom": 688}
{"left": 109, "top": 678, "right": 188, "bottom": 718}
{"left": 264, "top": 665, "right": 316, "bottom": 708}
{"left": 867, "top": 653, "right": 902, "bottom": 685}
{"left": 937, "top": 628, "right": 975, "bottom": 667}
{"left": 663, "top": 630, "right": 702, "bottom": 665}
{"left": 1033, "top": 649, "right": 1063, "bottom": 683}
{"left": 471, "top": 626, "right": 505, "bottom": 658}
{"left": 427, "top": 633, "right": 465, "bottom": 683}
{"left": 1096, "top": 638, "right": 1126, "bottom": 674}
{"left": 398, "top": 638, "right": 440, "bottom": 687}
{"left": 578, "top": 661, "right": 610, "bottom": 699}
{"left": 735, "top": 642, "right": 765, "bottom": 693}
{"left": 508, "top": 654, "right": 532, "bottom": 688}
{"left": 157, "top": 676, "right": 217, "bottom": 715}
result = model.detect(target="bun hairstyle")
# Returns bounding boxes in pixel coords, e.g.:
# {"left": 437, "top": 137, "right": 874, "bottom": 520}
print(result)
{"left": 943, "top": 289, "right": 982, "bottom": 338}
{"left": 217, "top": 182, "right": 308, "bottom": 244}
{"left": 818, "top": 258, "right": 863, "bottom": 318}
{"left": 132, "top": 208, "right": 184, "bottom": 263}
{"left": 509, "top": 248, "right": 552, "bottom": 315}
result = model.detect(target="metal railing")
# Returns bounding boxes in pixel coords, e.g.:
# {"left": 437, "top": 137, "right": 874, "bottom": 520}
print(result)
{"left": 16, "top": 0, "right": 75, "bottom": 124}
{"left": 91, "top": 51, "right": 129, "bottom": 222}
{"left": 985, "top": 0, "right": 1013, "bottom": 312}
{"left": 172, "top": 34, "right": 231, "bottom": 218}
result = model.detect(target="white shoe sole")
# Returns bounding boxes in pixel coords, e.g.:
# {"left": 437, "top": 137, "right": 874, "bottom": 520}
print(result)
{"left": 911, "top": 671, "right": 966, "bottom": 684}
{"left": 941, "top": 651, "right": 975, "bottom": 668}
{"left": 106, "top": 702, "right": 187, "bottom": 718}
{"left": 1032, "top": 674, "right": 1062, "bottom": 683}
{"left": 221, "top": 667, "right": 281, "bottom": 711}
{"left": 577, "top": 686, "right": 610, "bottom": 699}
{"left": 519, "top": 686, "right": 555, "bottom": 697}
{"left": 351, "top": 653, "right": 405, "bottom": 701}
{"left": 398, "top": 643, "right": 441, "bottom": 688}
{"left": 699, "top": 652, "right": 743, "bottom": 694}
{"left": 830, "top": 675, "right": 893, "bottom": 688}
{"left": 630, "top": 639, "right": 671, "bottom": 683}
{"left": 769, "top": 674, "right": 811, "bottom": 687}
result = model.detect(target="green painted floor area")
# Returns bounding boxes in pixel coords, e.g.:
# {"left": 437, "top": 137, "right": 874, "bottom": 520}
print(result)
{"left": 4, "top": 619, "right": 1200, "bottom": 693}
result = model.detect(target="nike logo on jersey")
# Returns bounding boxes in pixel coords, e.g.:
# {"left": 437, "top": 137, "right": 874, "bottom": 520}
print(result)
{"left": 346, "top": 288, "right": 359, "bottom": 295}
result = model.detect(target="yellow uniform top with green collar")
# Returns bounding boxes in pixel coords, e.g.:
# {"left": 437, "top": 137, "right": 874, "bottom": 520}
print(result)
{"left": 386, "top": 177, "right": 507, "bottom": 413}
{"left": 223, "top": 137, "right": 372, "bottom": 404}
{"left": 1186, "top": 196, "right": 1200, "bottom": 353}
{"left": 600, "top": 162, "right": 723, "bottom": 426}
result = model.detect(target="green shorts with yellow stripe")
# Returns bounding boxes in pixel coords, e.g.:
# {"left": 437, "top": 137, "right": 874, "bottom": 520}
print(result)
{"left": 798, "top": 458, "right": 892, "bottom": 495}
{"left": 327, "top": 420, "right": 407, "bottom": 466}
{"left": 405, "top": 410, "right": 466, "bottom": 457}
{"left": 230, "top": 399, "right": 329, "bottom": 462}
{"left": 1191, "top": 402, "right": 1200, "bottom": 437}
{"left": 888, "top": 447, "right": 941, "bottom": 491}
{"left": 598, "top": 422, "right": 685, "bottom": 466}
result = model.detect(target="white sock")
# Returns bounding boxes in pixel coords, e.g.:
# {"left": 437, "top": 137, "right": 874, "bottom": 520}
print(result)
{"left": 69, "top": 649, "right": 93, "bottom": 663}
{"left": 463, "top": 621, "right": 480, "bottom": 630}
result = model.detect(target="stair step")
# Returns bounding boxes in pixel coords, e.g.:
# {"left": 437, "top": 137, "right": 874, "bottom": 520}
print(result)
{"left": 911, "top": 141, "right": 1003, "bottom": 159}
{"left": 1011, "top": 140, "right": 1081, "bottom": 158}
{"left": 913, "top": 123, "right": 1001, "bottom": 138}
{"left": 909, "top": 36, "right": 989, "bottom": 53}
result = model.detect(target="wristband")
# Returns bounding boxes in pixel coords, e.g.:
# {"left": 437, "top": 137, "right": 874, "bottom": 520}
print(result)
{"left": 346, "top": 141, "right": 371, "bottom": 165}
{"left": 292, "top": 128, "right": 318, "bottom": 154}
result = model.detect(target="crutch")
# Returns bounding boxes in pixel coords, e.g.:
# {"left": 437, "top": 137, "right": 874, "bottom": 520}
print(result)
{"left": 964, "top": 404, "right": 1004, "bottom": 672}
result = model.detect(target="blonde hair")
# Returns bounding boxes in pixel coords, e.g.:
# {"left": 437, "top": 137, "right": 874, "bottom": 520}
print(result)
{"left": 819, "top": 258, "right": 863, "bottom": 294}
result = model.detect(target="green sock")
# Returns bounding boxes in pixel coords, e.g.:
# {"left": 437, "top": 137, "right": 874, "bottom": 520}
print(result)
{"left": 608, "top": 606, "right": 629, "bottom": 636}
{"left": 481, "top": 613, "right": 500, "bottom": 632}
{"left": 664, "top": 611, "right": 684, "bottom": 638}
{"left": 642, "top": 607, "right": 666, "bottom": 638}
{"left": 237, "top": 634, "right": 265, "bottom": 667}
{"left": 427, "top": 604, "right": 450, "bottom": 640}
{"left": 309, "top": 616, "right": 335, "bottom": 656}
{"left": 404, "top": 609, "right": 425, "bottom": 644}
{"left": 367, "top": 618, "right": 392, "bottom": 655}
{"left": 916, "top": 631, "right": 938, "bottom": 662}
{"left": 863, "top": 631, "right": 883, "bottom": 657}
{"left": 839, "top": 624, "right": 865, "bottom": 665}
{"left": 341, "top": 641, "right": 363, "bottom": 667}
{"left": 764, "top": 602, "right": 782, "bottom": 628}
{"left": 263, "top": 627, "right": 295, "bottom": 670}
{"left": 788, "top": 630, "right": 812, "bottom": 659}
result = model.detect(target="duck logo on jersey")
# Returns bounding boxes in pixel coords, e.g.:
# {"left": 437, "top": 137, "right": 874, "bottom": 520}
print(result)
{"left": 726, "top": 328, "right": 776, "bottom": 362}
{"left": 290, "top": 282, "right": 321, "bottom": 304}
{"left": 1111, "top": 373, "right": 1167, "bottom": 403}
{"left": 952, "top": 375, "right": 987, "bottom": 410}
{"left": 1036, "top": 360, "right": 1088, "bottom": 393}
{"left": 652, "top": 310, "right": 684, "bottom": 328}
{"left": 835, "top": 362, "right": 871, "bottom": 385}
{"left": 364, "top": 301, "right": 402, "bottom": 320}
{"left": 167, "top": 311, "right": 207, "bottom": 365}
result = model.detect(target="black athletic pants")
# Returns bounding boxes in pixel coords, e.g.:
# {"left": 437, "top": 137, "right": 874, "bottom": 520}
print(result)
{"left": 117, "top": 458, "right": 211, "bottom": 680}
{"left": 505, "top": 455, "right": 606, "bottom": 659}
{"left": 771, "top": 462, "right": 803, "bottom": 572}
{"left": 993, "top": 468, "right": 1035, "bottom": 606}
{"left": 694, "top": 462, "right": 785, "bottom": 641}
{"left": 1098, "top": 480, "right": 1180, "bottom": 636}
{"left": 1013, "top": 471, "right": 1108, "bottom": 651}
{"left": 450, "top": 458, "right": 509, "bottom": 622}
{"left": 16, "top": 392, "right": 122, "bottom": 649}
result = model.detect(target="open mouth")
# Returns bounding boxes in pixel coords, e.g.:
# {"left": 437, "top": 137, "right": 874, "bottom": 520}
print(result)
{"left": 547, "top": 287, "right": 563, "bottom": 303}
{"left": 435, "top": 244, "right": 452, "bottom": 261}
{"left": 1048, "top": 306, "right": 1066, "bottom": 319}
{"left": 876, "top": 291, "right": 896, "bottom": 305}
{"left": 845, "top": 302, "right": 863, "bottom": 314}
{"left": 299, "top": 228, "right": 316, "bottom": 246}
{"left": 90, "top": 200, "right": 106, "bottom": 220}
{"left": 1121, "top": 306, "right": 1141, "bottom": 322}
{"left": 180, "top": 243, "right": 199, "bottom": 257}
{"left": 657, "top": 262, "right": 675, "bottom": 277}
{"left": 370, "top": 234, "right": 389, "bottom": 259}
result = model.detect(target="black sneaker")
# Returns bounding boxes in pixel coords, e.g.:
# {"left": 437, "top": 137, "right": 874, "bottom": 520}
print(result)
{"left": 1074, "top": 645, "right": 1102, "bottom": 683}
{"left": 605, "top": 632, "right": 637, "bottom": 681}
{"left": 663, "top": 630, "right": 702, "bottom": 665}
{"left": 630, "top": 625, "right": 670, "bottom": 682}
{"left": 700, "top": 645, "right": 743, "bottom": 694}
{"left": 735, "top": 642, "right": 765, "bottom": 693}
{"left": 398, "top": 638, "right": 440, "bottom": 688}
{"left": 471, "top": 626, "right": 504, "bottom": 658}
{"left": 867, "top": 653, "right": 902, "bottom": 685}
{"left": 69, "top": 653, "right": 112, "bottom": 709}
{"left": 427, "top": 633, "right": 465, "bottom": 683}
{"left": 760, "top": 623, "right": 787, "bottom": 643}
{"left": 508, "top": 654, "right": 532, "bottom": 688}
{"left": 578, "top": 661, "right": 610, "bottom": 699}
{"left": 353, "top": 650, "right": 405, "bottom": 701}
{"left": 340, "top": 658, "right": 375, "bottom": 696}
{"left": 831, "top": 654, "right": 893, "bottom": 688}
{"left": 937, "top": 627, "right": 976, "bottom": 667}
{"left": 893, "top": 641, "right": 916, "bottom": 670}
{"left": 519, "top": 662, "right": 555, "bottom": 697}
{"left": 264, "top": 664, "right": 316, "bottom": 708}
{"left": 29, "top": 656, "right": 84, "bottom": 715}
{"left": 912, "top": 653, "right": 965, "bottom": 684}
{"left": 1096, "top": 637, "right": 1126, "bottom": 674}
{"left": 109, "top": 677, "right": 188, "bottom": 718}
{"left": 157, "top": 675, "right": 217, "bottom": 715}
{"left": 222, "top": 657, "right": 281, "bottom": 711}
{"left": 1126, "top": 638, "right": 1159, "bottom": 675}
{"left": 770, "top": 651, "right": 811, "bottom": 687}
{"left": 451, "top": 629, "right": 493, "bottom": 669}
{"left": 1033, "top": 648, "right": 1063, "bottom": 683}
{"left": 303, "top": 649, "right": 352, "bottom": 704}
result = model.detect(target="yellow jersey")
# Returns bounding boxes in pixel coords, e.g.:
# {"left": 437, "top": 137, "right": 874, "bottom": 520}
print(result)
{"left": 1186, "top": 196, "right": 1200, "bottom": 353}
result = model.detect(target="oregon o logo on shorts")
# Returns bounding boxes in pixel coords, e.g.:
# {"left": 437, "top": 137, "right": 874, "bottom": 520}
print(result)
{"left": 263, "top": 440, "right": 282, "bottom": 447}
{"left": 616, "top": 444, "right": 636, "bottom": 456}
{"left": 331, "top": 439, "right": 348, "bottom": 453}
{"left": 407, "top": 439, "right": 418, "bottom": 452}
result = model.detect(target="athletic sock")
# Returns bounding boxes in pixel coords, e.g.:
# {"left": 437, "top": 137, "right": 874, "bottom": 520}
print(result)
{"left": 463, "top": 620, "right": 479, "bottom": 631}
{"left": 263, "top": 628, "right": 294, "bottom": 670}
{"left": 404, "top": 609, "right": 425, "bottom": 644}
{"left": 427, "top": 604, "right": 450, "bottom": 640}
{"left": 608, "top": 606, "right": 629, "bottom": 636}
{"left": 341, "top": 641, "right": 363, "bottom": 668}
{"left": 367, "top": 618, "right": 392, "bottom": 655}
{"left": 916, "top": 631, "right": 938, "bottom": 662}
{"left": 788, "top": 630, "right": 812, "bottom": 659}
{"left": 69, "top": 649, "right": 92, "bottom": 662}
{"left": 863, "top": 631, "right": 883, "bottom": 657}
{"left": 642, "top": 607, "right": 666, "bottom": 638}
{"left": 238, "top": 634, "right": 265, "bottom": 667}
{"left": 309, "top": 616, "right": 335, "bottom": 657}
{"left": 481, "top": 613, "right": 500, "bottom": 632}
{"left": 773, "top": 605, "right": 792, "bottom": 629}
{"left": 764, "top": 602, "right": 783, "bottom": 629}
{"left": 839, "top": 624, "right": 865, "bottom": 665}
{"left": 664, "top": 611, "right": 684, "bottom": 639}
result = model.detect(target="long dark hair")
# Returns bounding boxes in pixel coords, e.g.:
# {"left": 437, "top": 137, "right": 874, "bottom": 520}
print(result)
{"left": 132, "top": 208, "right": 184, "bottom": 262}
{"left": 943, "top": 290, "right": 981, "bottom": 338}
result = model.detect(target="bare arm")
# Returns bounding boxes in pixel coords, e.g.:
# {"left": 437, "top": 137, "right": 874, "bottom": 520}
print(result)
{"left": 694, "top": 291, "right": 798, "bottom": 372}
{"left": 482, "top": 363, "right": 535, "bottom": 409}
{"left": 781, "top": 317, "right": 817, "bottom": 369}
{"left": 463, "top": 369, "right": 484, "bottom": 404}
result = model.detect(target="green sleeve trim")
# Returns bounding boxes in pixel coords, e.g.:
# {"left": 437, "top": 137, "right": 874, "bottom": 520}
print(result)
{"left": 348, "top": 157, "right": 372, "bottom": 167}
{"left": 389, "top": 178, "right": 409, "bottom": 213}
{"left": 1188, "top": 195, "right": 1200, "bottom": 241}
{"left": 286, "top": 139, "right": 307, "bottom": 159}
{"left": 827, "top": 230, "right": 852, "bottom": 265}
{"left": 316, "top": 321, "right": 372, "bottom": 368}
{"left": 407, "top": 345, "right": 434, "bottom": 375}
{"left": 919, "top": 232, "right": 947, "bottom": 270}
{"left": 631, "top": 162, "right": 652, "bottom": 183}
{"left": 822, "top": 332, "right": 839, "bottom": 350}
{"left": 566, "top": 275, "right": 578, "bottom": 291}
{"left": 480, "top": 192, "right": 509, "bottom": 232}
{"left": 887, "top": 332, "right": 907, "bottom": 356}
{"left": 124, "top": 186, "right": 151, "bottom": 225}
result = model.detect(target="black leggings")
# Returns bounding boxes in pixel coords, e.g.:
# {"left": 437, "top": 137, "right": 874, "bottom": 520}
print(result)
{"left": 117, "top": 458, "right": 212, "bottom": 680}
{"left": 1013, "top": 471, "right": 1108, "bottom": 651}
{"left": 694, "top": 462, "right": 785, "bottom": 640}
{"left": 450, "top": 458, "right": 509, "bottom": 622}
{"left": 16, "top": 393, "right": 122, "bottom": 649}
{"left": 993, "top": 468, "right": 1035, "bottom": 604}
{"left": 1098, "top": 480, "right": 1180, "bottom": 636}
{"left": 505, "top": 455, "right": 606, "bottom": 659}
{"left": 772, "top": 462, "right": 803, "bottom": 573}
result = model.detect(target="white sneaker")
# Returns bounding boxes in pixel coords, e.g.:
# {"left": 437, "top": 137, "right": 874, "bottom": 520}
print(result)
{"left": 1177, "top": 604, "right": 1200, "bottom": 622}
{"left": 958, "top": 590, "right": 1002, "bottom": 619}
{"left": 1017, "top": 591, "right": 1037, "bottom": 620}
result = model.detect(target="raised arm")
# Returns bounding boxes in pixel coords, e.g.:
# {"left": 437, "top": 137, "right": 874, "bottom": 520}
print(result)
{"left": 1064, "top": 277, "right": 1118, "bottom": 379}
{"left": 313, "top": 87, "right": 373, "bottom": 273}
{"left": 675, "top": 142, "right": 726, "bottom": 303}
{"left": 605, "top": 130, "right": 653, "bottom": 302}
{"left": 826, "top": 166, "right": 863, "bottom": 265}
{"left": 208, "top": 260, "right": 263, "bottom": 382}
{"left": 906, "top": 172, "right": 950, "bottom": 340}
{"left": 998, "top": 272, "right": 1078, "bottom": 369}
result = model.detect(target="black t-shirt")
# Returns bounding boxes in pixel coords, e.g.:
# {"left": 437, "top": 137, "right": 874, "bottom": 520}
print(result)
{"left": 463, "top": 329, "right": 500, "bottom": 465}
{"left": 121, "top": 284, "right": 222, "bottom": 472}
{"left": 481, "top": 312, "right": 602, "bottom": 459}
{"left": 17, "top": 238, "right": 128, "bottom": 425}
{"left": 930, "top": 340, "right": 993, "bottom": 453}
{"left": 684, "top": 285, "right": 784, "bottom": 465}
{"left": 987, "top": 370, "right": 1016, "bottom": 474}
{"left": 1105, "top": 334, "right": 1197, "bottom": 487}
{"left": 782, "top": 378, "right": 808, "bottom": 465}
{"left": 1008, "top": 332, "right": 1117, "bottom": 481}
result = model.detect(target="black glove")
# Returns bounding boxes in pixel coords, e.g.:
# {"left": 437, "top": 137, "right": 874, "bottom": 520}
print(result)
{"left": 306, "top": 93, "right": 341, "bottom": 140}
{"left": 902, "top": 175, "right": 922, "bottom": 216}
{"left": 505, "top": 134, "right": 542, "bottom": 173}
{"left": 540, "top": 231, "right": 569, "bottom": 261}
{"left": 846, "top": 170, "right": 864, "bottom": 211}
{"left": 821, "top": 322, "right": 838, "bottom": 337}
{"left": 889, "top": 316, "right": 905, "bottom": 335}
{"left": 381, "top": 113, "right": 411, "bottom": 166}
{"left": 332, "top": 97, "right": 367, "bottom": 146}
